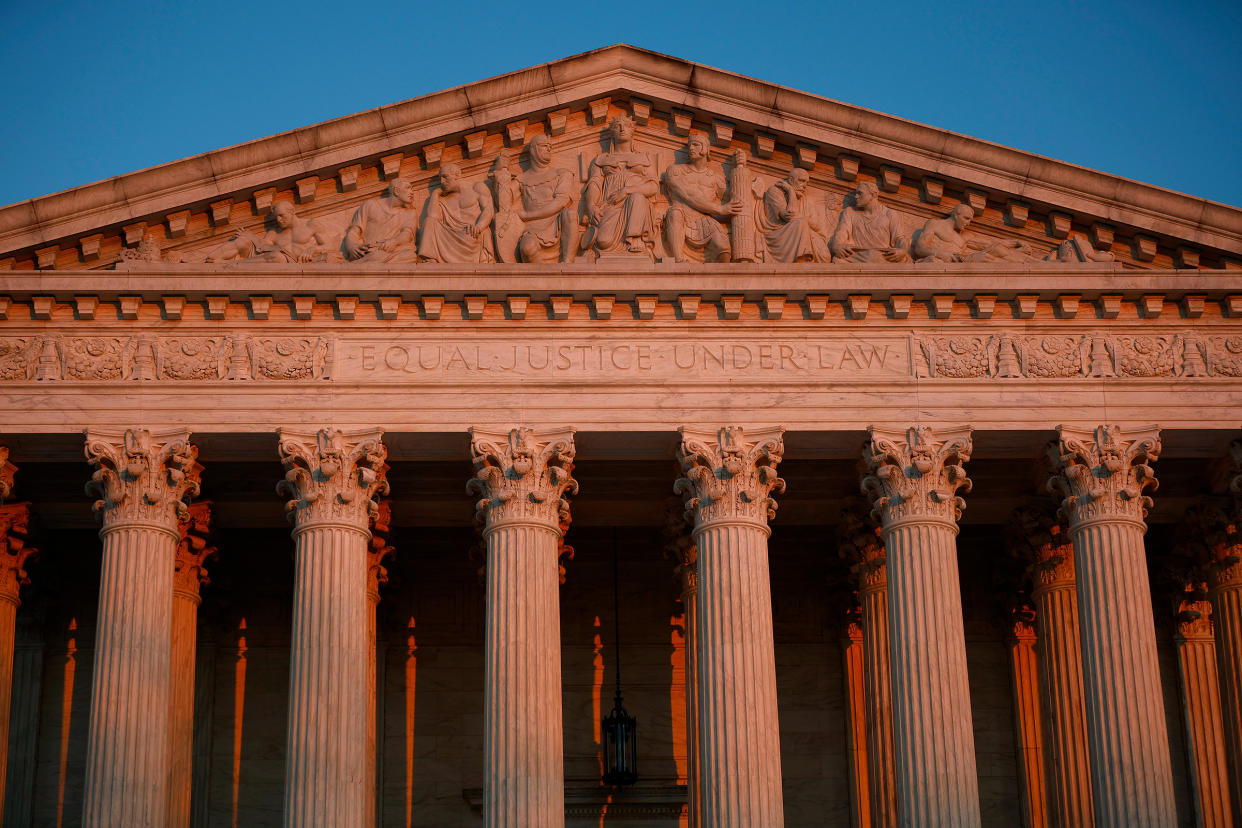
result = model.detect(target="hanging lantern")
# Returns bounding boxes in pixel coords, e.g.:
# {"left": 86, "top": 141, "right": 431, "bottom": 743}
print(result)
{"left": 602, "top": 527, "right": 639, "bottom": 786}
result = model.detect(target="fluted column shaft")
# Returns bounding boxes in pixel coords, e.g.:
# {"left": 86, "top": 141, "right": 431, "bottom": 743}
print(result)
{"left": 1071, "top": 520, "right": 1176, "bottom": 826}
{"left": 1031, "top": 582, "right": 1093, "bottom": 827}
{"left": 82, "top": 427, "right": 199, "bottom": 828}
{"left": 676, "top": 426, "right": 786, "bottom": 827}
{"left": 83, "top": 523, "right": 177, "bottom": 826}
{"left": 1008, "top": 621, "right": 1048, "bottom": 828}
{"left": 841, "top": 622, "right": 872, "bottom": 828}
{"left": 0, "top": 500, "right": 34, "bottom": 819}
{"left": 884, "top": 519, "right": 980, "bottom": 826}
{"left": 278, "top": 427, "right": 388, "bottom": 828}
{"left": 1209, "top": 561, "right": 1242, "bottom": 816}
{"left": 862, "top": 425, "right": 979, "bottom": 828}
{"left": 4, "top": 619, "right": 43, "bottom": 827}
{"left": 470, "top": 426, "right": 576, "bottom": 828}
{"left": 483, "top": 521, "right": 564, "bottom": 826}
{"left": 1175, "top": 605, "right": 1234, "bottom": 828}
{"left": 681, "top": 562, "right": 702, "bottom": 828}
{"left": 169, "top": 587, "right": 199, "bottom": 828}
{"left": 367, "top": 504, "right": 392, "bottom": 828}
{"left": 694, "top": 520, "right": 784, "bottom": 825}
{"left": 859, "top": 569, "right": 897, "bottom": 827}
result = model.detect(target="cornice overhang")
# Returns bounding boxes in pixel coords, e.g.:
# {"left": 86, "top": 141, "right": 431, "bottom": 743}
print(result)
{"left": 1, "top": 44, "right": 1239, "bottom": 264}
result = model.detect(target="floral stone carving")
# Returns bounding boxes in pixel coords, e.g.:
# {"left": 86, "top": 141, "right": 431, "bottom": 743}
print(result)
{"left": 467, "top": 427, "right": 577, "bottom": 532}
{"left": 1047, "top": 425, "right": 1161, "bottom": 528}
{"left": 84, "top": 428, "right": 201, "bottom": 531}
{"left": 277, "top": 428, "right": 389, "bottom": 530}
{"left": 674, "top": 426, "right": 785, "bottom": 528}
{"left": 861, "top": 425, "right": 973, "bottom": 528}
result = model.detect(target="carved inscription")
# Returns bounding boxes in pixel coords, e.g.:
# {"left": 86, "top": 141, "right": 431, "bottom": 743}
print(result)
{"left": 343, "top": 338, "right": 904, "bottom": 382}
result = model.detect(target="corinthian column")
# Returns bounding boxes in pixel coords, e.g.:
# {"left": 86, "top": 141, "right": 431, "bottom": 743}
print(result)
{"left": 838, "top": 503, "right": 897, "bottom": 828}
{"left": 0, "top": 486, "right": 36, "bottom": 816}
{"left": 366, "top": 499, "right": 394, "bottom": 828}
{"left": 82, "top": 428, "right": 200, "bottom": 828}
{"left": 1010, "top": 506, "right": 1093, "bottom": 827}
{"left": 169, "top": 501, "right": 214, "bottom": 828}
{"left": 675, "top": 425, "right": 785, "bottom": 826}
{"left": 860, "top": 425, "right": 979, "bottom": 828}
{"left": 1047, "top": 424, "right": 1176, "bottom": 827}
{"left": 468, "top": 427, "right": 576, "bottom": 828}
{"left": 277, "top": 427, "right": 388, "bottom": 828}
{"left": 664, "top": 501, "right": 701, "bottom": 827}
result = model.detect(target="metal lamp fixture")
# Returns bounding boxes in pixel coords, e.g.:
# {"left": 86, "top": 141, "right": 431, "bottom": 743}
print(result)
{"left": 602, "top": 527, "right": 638, "bottom": 786}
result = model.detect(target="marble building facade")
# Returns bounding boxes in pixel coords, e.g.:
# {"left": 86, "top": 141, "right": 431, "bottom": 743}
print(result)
{"left": 0, "top": 45, "right": 1240, "bottom": 827}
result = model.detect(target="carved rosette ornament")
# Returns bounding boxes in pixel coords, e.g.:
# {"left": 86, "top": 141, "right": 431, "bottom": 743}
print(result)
{"left": 861, "top": 425, "right": 973, "bottom": 531}
{"left": 277, "top": 428, "right": 389, "bottom": 532}
{"left": 1047, "top": 424, "right": 1160, "bottom": 533}
{"left": 467, "top": 426, "right": 577, "bottom": 534}
{"left": 1046, "top": 424, "right": 1176, "bottom": 828}
{"left": 674, "top": 426, "right": 785, "bottom": 531}
{"left": 85, "top": 428, "right": 201, "bottom": 534}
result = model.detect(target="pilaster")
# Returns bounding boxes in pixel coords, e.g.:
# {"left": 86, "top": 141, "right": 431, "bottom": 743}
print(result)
{"left": 82, "top": 427, "right": 200, "bottom": 828}
{"left": 469, "top": 426, "right": 576, "bottom": 828}
{"left": 1047, "top": 424, "right": 1176, "bottom": 827}
{"left": 277, "top": 427, "right": 388, "bottom": 828}
{"left": 860, "top": 424, "right": 980, "bottom": 828}
{"left": 675, "top": 425, "right": 785, "bottom": 827}
{"left": 838, "top": 502, "right": 896, "bottom": 828}
{"left": 1009, "top": 505, "right": 1093, "bottom": 827}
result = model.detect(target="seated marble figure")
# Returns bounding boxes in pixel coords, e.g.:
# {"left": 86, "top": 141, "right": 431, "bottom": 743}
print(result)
{"left": 758, "top": 167, "right": 831, "bottom": 263}
{"left": 664, "top": 133, "right": 740, "bottom": 263}
{"left": 828, "top": 181, "right": 910, "bottom": 263}
{"left": 418, "top": 163, "right": 496, "bottom": 263}
{"left": 580, "top": 115, "right": 659, "bottom": 258}
{"left": 342, "top": 176, "right": 419, "bottom": 263}
{"left": 491, "top": 134, "right": 579, "bottom": 263}
{"left": 205, "top": 201, "right": 329, "bottom": 263}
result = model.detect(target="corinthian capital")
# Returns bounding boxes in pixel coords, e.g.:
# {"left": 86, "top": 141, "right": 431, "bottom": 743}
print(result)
{"left": 837, "top": 498, "right": 885, "bottom": 592}
{"left": 1047, "top": 424, "right": 1160, "bottom": 530}
{"left": 675, "top": 426, "right": 785, "bottom": 529}
{"left": 368, "top": 498, "right": 394, "bottom": 600}
{"left": 277, "top": 428, "right": 388, "bottom": 531}
{"left": 468, "top": 427, "right": 577, "bottom": 532}
{"left": 861, "top": 425, "right": 972, "bottom": 529}
{"left": 0, "top": 447, "right": 16, "bottom": 503}
{"left": 174, "top": 501, "right": 215, "bottom": 603}
{"left": 1008, "top": 504, "right": 1075, "bottom": 590}
{"left": 85, "top": 428, "right": 201, "bottom": 532}
{"left": 0, "top": 503, "right": 36, "bottom": 606}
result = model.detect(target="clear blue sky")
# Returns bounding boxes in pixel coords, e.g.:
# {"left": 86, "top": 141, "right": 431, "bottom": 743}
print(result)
{"left": 1, "top": 0, "right": 1239, "bottom": 208}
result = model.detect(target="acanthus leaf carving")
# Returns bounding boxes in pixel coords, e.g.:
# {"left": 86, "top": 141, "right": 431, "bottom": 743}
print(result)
{"left": 157, "top": 337, "right": 231, "bottom": 380}
{"left": 368, "top": 497, "right": 394, "bottom": 598}
{"left": 0, "top": 337, "right": 41, "bottom": 381}
{"left": 174, "top": 500, "right": 216, "bottom": 603}
{"left": 662, "top": 495, "right": 697, "bottom": 597}
{"left": 674, "top": 425, "right": 785, "bottom": 529}
{"left": 860, "top": 425, "right": 972, "bottom": 528}
{"left": 276, "top": 427, "right": 388, "bottom": 531}
{"left": 0, "top": 502, "right": 37, "bottom": 606}
{"left": 836, "top": 497, "right": 885, "bottom": 592}
{"left": 1007, "top": 503, "right": 1075, "bottom": 590}
{"left": 248, "top": 336, "right": 332, "bottom": 380}
{"left": 84, "top": 428, "right": 201, "bottom": 531}
{"left": 1047, "top": 424, "right": 1160, "bottom": 529}
{"left": 467, "top": 427, "right": 577, "bottom": 532}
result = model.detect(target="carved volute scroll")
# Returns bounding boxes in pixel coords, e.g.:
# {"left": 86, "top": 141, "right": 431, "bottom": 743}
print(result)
{"left": 84, "top": 428, "right": 201, "bottom": 533}
{"left": 0, "top": 503, "right": 36, "bottom": 606}
{"left": 173, "top": 501, "right": 216, "bottom": 604}
{"left": 276, "top": 427, "right": 389, "bottom": 532}
{"left": 1008, "top": 504, "right": 1075, "bottom": 592}
{"left": 860, "top": 425, "right": 973, "bottom": 530}
{"left": 837, "top": 498, "right": 886, "bottom": 593}
{"left": 467, "top": 427, "right": 577, "bottom": 534}
{"left": 1047, "top": 425, "right": 1161, "bottom": 531}
{"left": 0, "top": 447, "right": 15, "bottom": 504}
{"left": 1175, "top": 503, "right": 1242, "bottom": 593}
{"left": 674, "top": 426, "right": 785, "bottom": 530}
{"left": 663, "top": 496, "right": 698, "bottom": 597}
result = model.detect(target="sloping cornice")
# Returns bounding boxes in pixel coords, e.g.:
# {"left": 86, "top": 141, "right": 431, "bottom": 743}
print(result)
{"left": 1, "top": 44, "right": 1239, "bottom": 260}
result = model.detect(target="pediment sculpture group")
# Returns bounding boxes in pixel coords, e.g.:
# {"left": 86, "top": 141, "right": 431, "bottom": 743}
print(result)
{"left": 192, "top": 117, "right": 1109, "bottom": 266}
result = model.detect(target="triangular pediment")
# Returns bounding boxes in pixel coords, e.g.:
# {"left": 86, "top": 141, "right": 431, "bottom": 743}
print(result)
{"left": 1, "top": 44, "right": 1239, "bottom": 271}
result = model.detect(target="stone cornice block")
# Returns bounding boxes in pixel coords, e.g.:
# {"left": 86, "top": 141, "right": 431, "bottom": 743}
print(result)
{"left": 1174, "top": 246, "right": 1200, "bottom": 269}
{"left": 971, "top": 295, "right": 996, "bottom": 319}
{"left": 421, "top": 142, "right": 445, "bottom": 168}
{"left": 463, "top": 131, "right": 487, "bottom": 159}
{"left": 877, "top": 165, "right": 902, "bottom": 193}
{"left": 753, "top": 132, "right": 775, "bottom": 159}
{"left": 629, "top": 98, "right": 651, "bottom": 125}
{"left": 337, "top": 164, "right": 361, "bottom": 191}
{"left": 205, "top": 296, "right": 228, "bottom": 319}
{"left": 546, "top": 109, "right": 569, "bottom": 136}
{"left": 421, "top": 295, "right": 443, "bottom": 319}
{"left": 1138, "top": 295, "right": 1164, "bottom": 318}
{"left": 1055, "top": 294, "right": 1080, "bottom": 318}
{"left": 1181, "top": 294, "right": 1205, "bottom": 318}
{"left": 1132, "top": 234, "right": 1158, "bottom": 262}
{"left": 334, "top": 296, "right": 358, "bottom": 320}
{"left": 1097, "top": 294, "right": 1122, "bottom": 318}
{"left": 292, "top": 296, "right": 315, "bottom": 320}
{"left": 588, "top": 97, "right": 612, "bottom": 124}
{"left": 847, "top": 294, "right": 870, "bottom": 319}
{"left": 35, "top": 246, "right": 58, "bottom": 270}
{"left": 122, "top": 221, "right": 147, "bottom": 246}
{"left": 761, "top": 295, "right": 785, "bottom": 319}
{"left": 0, "top": 297, "right": 8, "bottom": 319}
{"left": 1047, "top": 212, "right": 1072, "bottom": 239}
{"left": 720, "top": 295, "right": 743, "bottom": 319}
{"left": 160, "top": 295, "right": 184, "bottom": 320}
{"left": 964, "top": 189, "right": 989, "bottom": 214}
{"left": 671, "top": 109, "right": 693, "bottom": 136}
{"left": 506, "top": 295, "right": 530, "bottom": 320}
{"left": 795, "top": 144, "right": 817, "bottom": 169}
{"left": 835, "top": 155, "right": 860, "bottom": 181}
{"left": 635, "top": 295, "right": 657, "bottom": 320}
{"left": 1013, "top": 295, "right": 1038, "bottom": 319}
{"left": 30, "top": 296, "right": 54, "bottom": 320}
{"left": 119, "top": 295, "right": 141, "bottom": 320}
{"left": 1005, "top": 200, "right": 1029, "bottom": 228}
{"left": 549, "top": 295, "right": 572, "bottom": 319}
{"left": 249, "top": 295, "right": 272, "bottom": 319}
{"left": 806, "top": 295, "right": 829, "bottom": 319}
{"left": 920, "top": 178, "right": 944, "bottom": 204}
{"left": 378, "top": 295, "right": 401, "bottom": 320}
{"left": 74, "top": 295, "right": 98, "bottom": 320}
{"left": 165, "top": 210, "right": 190, "bottom": 238}
{"left": 677, "top": 295, "right": 700, "bottom": 319}
{"left": 295, "top": 176, "right": 319, "bottom": 203}
{"left": 209, "top": 200, "right": 233, "bottom": 226}
{"left": 590, "top": 295, "right": 613, "bottom": 319}
{"left": 464, "top": 295, "right": 487, "bottom": 320}
{"left": 888, "top": 295, "right": 912, "bottom": 319}
{"left": 1225, "top": 295, "right": 1242, "bottom": 318}
{"left": 711, "top": 119, "right": 734, "bottom": 147}
{"left": 504, "top": 121, "right": 528, "bottom": 146}
{"left": 379, "top": 153, "right": 404, "bottom": 179}
{"left": 252, "top": 188, "right": 276, "bottom": 214}
{"left": 1090, "top": 222, "right": 1115, "bottom": 250}
{"left": 79, "top": 233, "right": 102, "bottom": 261}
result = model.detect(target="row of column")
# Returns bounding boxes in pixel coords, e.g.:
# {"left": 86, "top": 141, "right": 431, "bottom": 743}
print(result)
{"left": 0, "top": 426, "right": 1239, "bottom": 826}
